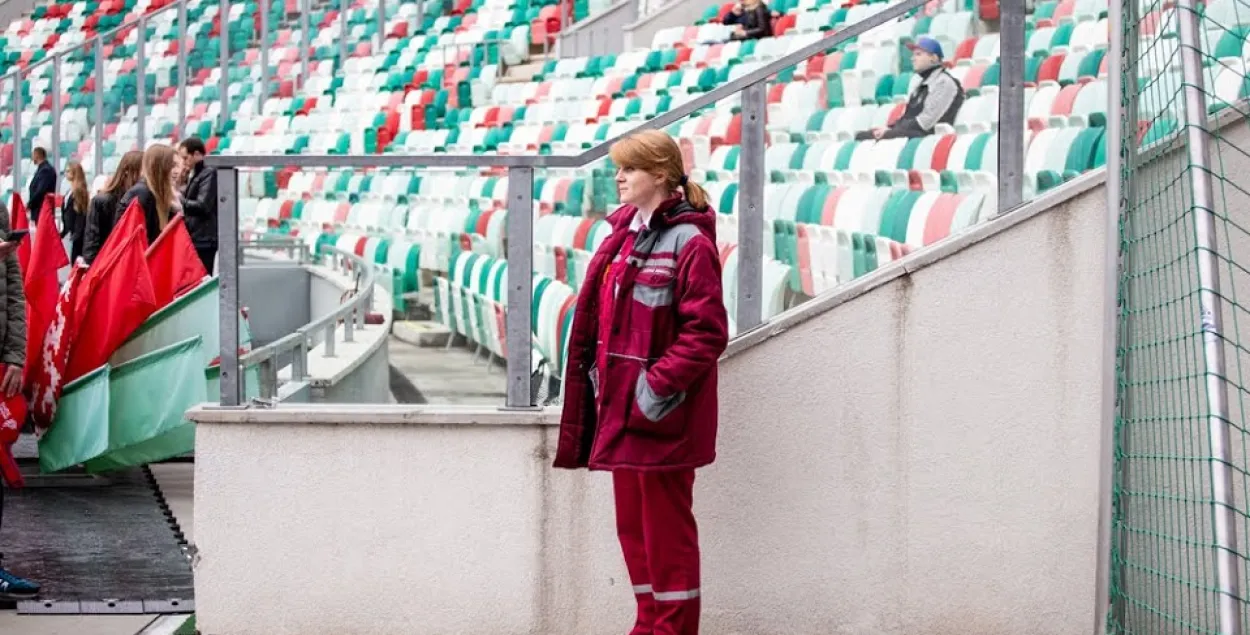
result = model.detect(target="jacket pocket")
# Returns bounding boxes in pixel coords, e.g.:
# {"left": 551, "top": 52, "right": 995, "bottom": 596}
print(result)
{"left": 625, "top": 368, "right": 687, "bottom": 438}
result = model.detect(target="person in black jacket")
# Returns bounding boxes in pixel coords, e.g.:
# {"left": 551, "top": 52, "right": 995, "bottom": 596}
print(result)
{"left": 60, "top": 163, "right": 89, "bottom": 263}
{"left": 725, "top": 0, "right": 773, "bottom": 40}
{"left": 82, "top": 150, "right": 142, "bottom": 264}
{"left": 177, "top": 137, "right": 218, "bottom": 274}
{"left": 116, "top": 145, "right": 179, "bottom": 246}
{"left": 27, "top": 147, "right": 55, "bottom": 225}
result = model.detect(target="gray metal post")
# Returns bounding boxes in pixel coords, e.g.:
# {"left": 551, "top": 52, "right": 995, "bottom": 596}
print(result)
{"left": 50, "top": 56, "right": 60, "bottom": 172}
{"left": 339, "top": 0, "right": 348, "bottom": 72}
{"left": 94, "top": 38, "right": 104, "bottom": 178}
{"left": 1177, "top": 0, "right": 1244, "bottom": 629}
{"left": 416, "top": 0, "right": 424, "bottom": 33}
{"left": 377, "top": 0, "right": 387, "bottom": 50}
{"left": 137, "top": 16, "right": 146, "bottom": 149}
{"left": 736, "top": 81, "right": 765, "bottom": 333}
{"left": 300, "top": 0, "right": 310, "bottom": 89}
{"left": 13, "top": 73, "right": 21, "bottom": 192}
{"left": 504, "top": 166, "right": 534, "bottom": 408}
{"left": 219, "top": 0, "right": 230, "bottom": 132}
{"left": 996, "top": 0, "right": 1025, "bottom": 213}
{"left": 259, "top": 0, "right": 269, "bottom": 112}
{"left": 217, "top": 167, "right": 241, "bottom": 406}
{"left": 178, "top": 0, "right": 187, "bottom": 137}
{"left": 1097, "top": 0, "right": 1125, "bottom": 630}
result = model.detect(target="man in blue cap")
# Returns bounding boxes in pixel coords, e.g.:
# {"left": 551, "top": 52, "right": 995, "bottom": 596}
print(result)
{"left": 857, "top": 36, "right": 964, "bottom": 140}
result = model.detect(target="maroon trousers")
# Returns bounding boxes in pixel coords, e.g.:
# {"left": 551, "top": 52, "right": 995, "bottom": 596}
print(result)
{"left": 613, "top": 469, "right": 701, "bottom": 635}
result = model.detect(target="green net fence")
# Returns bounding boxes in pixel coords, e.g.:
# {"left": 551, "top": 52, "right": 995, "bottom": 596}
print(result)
{"left": 1110, "top": 0, "right": 1250, "bottom": 631}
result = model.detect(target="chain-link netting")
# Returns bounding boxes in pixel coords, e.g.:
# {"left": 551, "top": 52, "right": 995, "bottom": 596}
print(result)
{"left": 1111, "top": 0, "right": 1250, "bottom": 631}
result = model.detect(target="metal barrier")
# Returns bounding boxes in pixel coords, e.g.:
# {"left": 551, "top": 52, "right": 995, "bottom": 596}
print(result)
{"left": 2, "top": 0, "right": 433, "bottom": 180}
{"left": 235, "top": 239, "right": 378, "bottom": 400}
{"left": 208, "top": 0, "right": 1030, "bottom": 410}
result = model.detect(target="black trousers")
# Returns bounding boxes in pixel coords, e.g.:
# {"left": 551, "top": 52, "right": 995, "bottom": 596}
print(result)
{"left": 196, "top": 246, "right": 217, "bottom": 275}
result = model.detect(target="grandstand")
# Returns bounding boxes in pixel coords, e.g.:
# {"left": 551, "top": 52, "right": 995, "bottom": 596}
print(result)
{"left": 0, "top": 0, "right": 1128, "bottom": 387}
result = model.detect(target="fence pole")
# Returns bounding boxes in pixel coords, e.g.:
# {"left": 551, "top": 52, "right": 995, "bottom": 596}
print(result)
{"left": 996, "top": 0, "right": 1025, "bottom": 213}
{"left": 94, "top": 38, "right": 104, "bottom": 177}
{"left": 1098, "top": 0, "right": 1126, "bottom": 628}
{"left": 1176, "top": 0, "right": 1245, "bottom": 629}
{"left": 178, "top": 0, "right": 187, "bottom": 138}
{"left": 259, "top": 0, "right": 269, "bottom": 112}
{"left": 504, "top": 166, "right": 534, "bottom": 408}
{"left": 339, "top": 0, "right": 348, "bottom": 73}
{"left": 377, "top": 0, "right": 387, "bottom": 50}
{"left": 300, "top": 0, "right": 310, "bottom": 89}
{"left": 736, "top": 81, "right": 765, "bottom": 333}
{"left": 50, "top": 56, "right": 60, "bottom": 171}
{"left": 137, "top": 16, "right": 147, "bottom": 149}
{"left": 217, "top": 166, "right": 241, "bottom": 406}
{"left": 219, "top": 0, "right": 230, "bottom": 132}
{"left": 13, "top": 73, "right": 22, "bottom": 191}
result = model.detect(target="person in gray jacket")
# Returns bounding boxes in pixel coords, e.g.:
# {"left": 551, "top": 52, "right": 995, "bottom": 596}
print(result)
{"left": 857, "top": 36, "right": 964, "bottom": 140}
{"left": 0, "top": 200, "right": 33, "bottom": 601}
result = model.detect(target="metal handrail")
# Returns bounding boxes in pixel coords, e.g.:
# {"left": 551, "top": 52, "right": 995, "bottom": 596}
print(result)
{"left": 208, "top": 0, "right": 1029, "bottom": 409}
{"left": 207, "top": 0, "right": 931, "bottom": 171}
{"left": 238, "top": 241, "right": 378, "bottom": 400}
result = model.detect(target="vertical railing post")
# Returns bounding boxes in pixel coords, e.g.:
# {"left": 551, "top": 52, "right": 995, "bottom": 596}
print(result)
{"left": 504, "top": 166, "right": 534, "bottom": 408}
{"left": 94, "top": 38, "right": 104, "bottom": 178}
{"left": 259, "top": 0, "right": 269, "bottom": 112}
{"left": 178, "top": 0, "right": 188, "bottom": 138}
{"left": 416, "top": 0, "right": 424, "bottom": 33}
{"left": 997, "top": 0, "right": 1025, "bottom": 213}
{"left": 1177, "top": 0, "right": 1244, "bottom": 628}
{"left": 377, "top": 0, "right": 387, "bottom": 50}
{"left": 736, "top": 81, "right": 765, "bottom": 333}
{"left": 1099, "top": 0, "right": 1128, "bottom": 629}
{"left": 137, "top": 16, "right": 147, "bottom": 149}
{"left": 339, "top": 0, "right": 348, "bottom": 73}
{"left": 217, "top": 166, "right": 241, "bottom": 406}
{"left": 292, "top": 338, "right": 307, "bottom": 380}
{"left": 219, "top": 0, "right": 230, "bottom": 132}
{"left": 13, "top": 73, "right": 22, "bottom": 192}
{"left": 300, "top": 0, "right": 311, "bottom": 89}
{"left": 50, "top": 56, "right": 60, "bottom": 172}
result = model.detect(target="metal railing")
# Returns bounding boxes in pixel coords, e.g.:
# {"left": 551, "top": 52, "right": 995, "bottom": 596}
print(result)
{"left": 237, "top": 238, "right": 377, "bottom": 400}
{"left": 1, "top": 0, "right": 432, "bottom": 182}
{"left": 208, "top": 0, "right": 1028, "bottom": 409}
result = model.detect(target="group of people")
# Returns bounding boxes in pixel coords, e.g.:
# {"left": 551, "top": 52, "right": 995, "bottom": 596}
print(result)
{"left": 28, "top": 137, "right": 219, "bottom": 273}
{"left": 0, "top": 137, "right": 218, "bottom": 603}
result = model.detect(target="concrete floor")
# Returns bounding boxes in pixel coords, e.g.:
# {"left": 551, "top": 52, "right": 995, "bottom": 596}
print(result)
{"left": 0, "top": 464, "right": 195, "bottom": 635}
{"left": 0, "top": 331, "right": 496, "bottom": 634}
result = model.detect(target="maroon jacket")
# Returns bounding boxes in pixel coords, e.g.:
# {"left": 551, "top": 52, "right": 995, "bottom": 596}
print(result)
{"left": 554, "top": 197, "right": 729, "bottom": 472}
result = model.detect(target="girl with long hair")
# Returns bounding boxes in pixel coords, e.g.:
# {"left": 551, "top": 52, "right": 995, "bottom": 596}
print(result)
{"left": 553, "top": 129, "right": 729, "bottom": 635}
{"left": 82, "top": 150, "right": 142, "bottom": 263}
{"left": 117, "top": 144, "right": 179, "bottom": 246}
{"left": 60, "top": 163, "right": 90, "bottom": 263}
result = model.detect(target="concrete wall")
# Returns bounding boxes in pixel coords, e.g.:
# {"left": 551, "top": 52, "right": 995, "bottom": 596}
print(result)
{"left": 190, "top": 168, "right": 1113, "bottom": 634}
{"left": 555, "top": 0, "right": 635, "bottom": 58}
{"left": 240, "top": 264, "right": 311, "bottom": 346}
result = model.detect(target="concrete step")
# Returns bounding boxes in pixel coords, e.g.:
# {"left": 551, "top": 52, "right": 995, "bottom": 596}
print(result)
{"left": 392, "top": 320, "right": 452, "bottom": 348}
{"left": 499, "top": 55, "right": 552, "bottom": 84}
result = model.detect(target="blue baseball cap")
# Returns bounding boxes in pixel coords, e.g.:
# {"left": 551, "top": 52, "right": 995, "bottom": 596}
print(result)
{"left": 907, "top": 36, "right": 944, "bottom": 59}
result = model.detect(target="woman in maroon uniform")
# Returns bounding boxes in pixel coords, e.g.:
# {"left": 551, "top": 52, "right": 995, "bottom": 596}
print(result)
{"left": 554, "top": 129, "right": 730, "bottom": 635}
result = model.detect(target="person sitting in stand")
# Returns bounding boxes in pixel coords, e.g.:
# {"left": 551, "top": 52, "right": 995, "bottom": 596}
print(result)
{"left": 856, "top": 37, "right": 964, "bottom": 141}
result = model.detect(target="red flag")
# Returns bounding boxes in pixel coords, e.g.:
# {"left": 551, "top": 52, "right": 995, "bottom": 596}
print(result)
{"left": 0, "top": 394, "right": 27, "bottom": 487}
{"left": 22, "top": 201, "right": 69, "bottom": 388}
{"left": 27, "top": 264, "right": 86, "bottom": 429}
{"left": 146, "top": 215, "right": 207, "bottom": 308}
{"left": 93, "top": 197, "right": 145, "bottom": 269}
{"left": 9, "top": 192, "right": 29, "bottom": 273}
{"left": 65, "top": 226, "right": 157, "bottom": 382}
